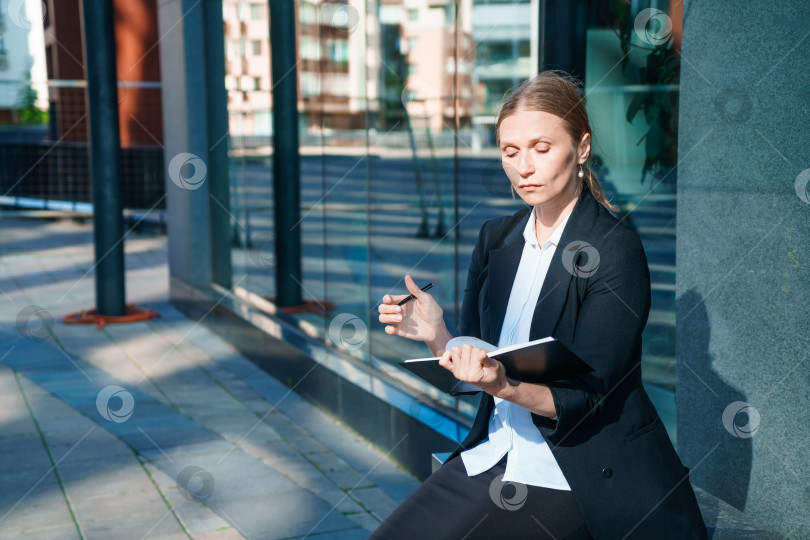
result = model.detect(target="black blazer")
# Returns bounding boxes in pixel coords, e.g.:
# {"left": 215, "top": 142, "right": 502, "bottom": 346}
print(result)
{"left": 448, "top": 187, "right": 707, "bottom": 539}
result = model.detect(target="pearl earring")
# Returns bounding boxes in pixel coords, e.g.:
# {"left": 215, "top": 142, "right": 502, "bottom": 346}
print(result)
{"left": 578, "top": 164, "right": 585, "bottom": 179}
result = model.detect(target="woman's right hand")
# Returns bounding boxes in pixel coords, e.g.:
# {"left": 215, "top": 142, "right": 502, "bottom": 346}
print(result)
{"left": 378, "top": 275, "right": 451, "bottom": 353}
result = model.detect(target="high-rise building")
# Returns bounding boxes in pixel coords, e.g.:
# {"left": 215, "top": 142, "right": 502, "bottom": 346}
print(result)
{"left": 223, "top": 0, "right": 475, "bottom": 138}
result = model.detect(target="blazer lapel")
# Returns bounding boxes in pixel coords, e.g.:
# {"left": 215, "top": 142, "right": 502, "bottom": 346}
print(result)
{"left": 529, "top": 246, "right": 573, "bottom": 339}
{"left": 485, "top": 188, "right": 599, "bottom": 344}
{"left": 530, "top": 188, "right": 597, "bottom": 340}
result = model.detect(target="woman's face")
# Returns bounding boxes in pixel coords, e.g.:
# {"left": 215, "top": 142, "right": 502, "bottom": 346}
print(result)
{"left": 499, "top": 109, "right": 590, "bottom": 210}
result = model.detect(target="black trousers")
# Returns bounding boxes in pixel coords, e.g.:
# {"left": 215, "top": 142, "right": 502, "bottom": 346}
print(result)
{"left": 369, "top": 455, "right": 592, "bottom": 540}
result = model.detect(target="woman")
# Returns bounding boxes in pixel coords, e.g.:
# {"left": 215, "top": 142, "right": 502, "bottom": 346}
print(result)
{"left": 374, "top": 71, "right": 707, "bottom": 539}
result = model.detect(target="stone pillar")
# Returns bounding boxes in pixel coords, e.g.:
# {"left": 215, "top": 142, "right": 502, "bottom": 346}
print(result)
{"left": 676, "top": 1, "right": 810, "bottom": 536}
{"left": 156, "top": 0, "right": 212, "bottom": 286}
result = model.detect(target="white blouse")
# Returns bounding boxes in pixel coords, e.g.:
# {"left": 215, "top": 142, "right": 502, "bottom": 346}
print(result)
{"left": 460, "top": 206, "right": 573, "bottom": 490}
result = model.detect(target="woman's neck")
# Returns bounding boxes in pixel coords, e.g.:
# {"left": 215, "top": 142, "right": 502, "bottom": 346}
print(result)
{"left": 534, "top": 181, "right": 582, "bottom": 237}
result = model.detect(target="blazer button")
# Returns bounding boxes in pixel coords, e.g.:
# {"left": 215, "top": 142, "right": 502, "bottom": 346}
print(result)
{"left": 601, "top": 467, "right": 613, "bottom": 478}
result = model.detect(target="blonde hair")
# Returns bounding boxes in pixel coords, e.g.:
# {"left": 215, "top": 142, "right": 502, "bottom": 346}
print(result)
{"left": 496, "top": 70, "right": 617, "bottom": 212}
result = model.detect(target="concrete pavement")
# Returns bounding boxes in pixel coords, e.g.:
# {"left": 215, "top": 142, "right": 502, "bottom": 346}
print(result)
{"left": 0, "top": 214, "right": 420, "bottom": 539}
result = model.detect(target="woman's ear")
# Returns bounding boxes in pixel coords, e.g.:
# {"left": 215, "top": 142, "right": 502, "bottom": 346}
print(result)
{"left": 578, "top": 132, "right": 591, "bottom": 164}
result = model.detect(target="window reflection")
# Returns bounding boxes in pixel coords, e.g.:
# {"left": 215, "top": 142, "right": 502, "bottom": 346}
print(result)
{"left": 225, "top": 0, "right": 681, "bottom": 419}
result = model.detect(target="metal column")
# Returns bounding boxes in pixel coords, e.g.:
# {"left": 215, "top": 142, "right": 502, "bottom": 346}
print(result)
{"left": 269, "top": 1, "right": 302, "bottom": 307}
{"left": 82, "top": 0, "right": 125, "bottom": 316}
{"left": 203, "top": 0, "right": 233, "bottom": 289}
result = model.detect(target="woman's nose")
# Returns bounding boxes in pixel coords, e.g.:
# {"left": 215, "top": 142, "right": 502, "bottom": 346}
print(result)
{"left": 518, "top": 154, "right": 535, "bottom": 176}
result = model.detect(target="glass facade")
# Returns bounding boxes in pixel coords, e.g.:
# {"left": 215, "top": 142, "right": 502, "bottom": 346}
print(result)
{"left": 224, "top": 0, "right": 682, "bottom": 421}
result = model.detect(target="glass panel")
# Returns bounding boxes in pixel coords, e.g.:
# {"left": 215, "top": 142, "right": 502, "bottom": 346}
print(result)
{"left": 361, "top": 0, "right": 538, "bottom": 418}
{"left": 445, "top": 0, "right": 538, "bottom": 416}
{"left": 226, "top": 2, "right": 275, "bottom": 303}
{"left": 583, "top": 0, "right": 681, "bottom": 392}
{"left": 225, "top": 0, "right": 601, "bottom": 422}
{"left": 367, "top": 0, "right": 460, "bottom": 401}
{"left": 222, "top": 0, "right": 680, "bottom": 418}
{"left": 304, "top": 0, "right": 370, "bottom": 363}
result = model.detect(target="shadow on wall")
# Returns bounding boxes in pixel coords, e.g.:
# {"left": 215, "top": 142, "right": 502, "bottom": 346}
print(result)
{"left": 678, "top": 288, "right": 752, "bottom": 511}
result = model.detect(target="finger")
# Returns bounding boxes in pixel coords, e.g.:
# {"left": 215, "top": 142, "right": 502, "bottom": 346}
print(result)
{"left": 404, "top": 274, "right": 427, "bottom": 300}
{"left": 456, "top": 344, "right": 475, "bottom": 365}
{"left": 438, "top": 350, "right": 454, "bottom": 371}
{"left": 385, "top": 324, "right": 409, "bottom": 336}
{"left": 378, "top": 313, "right": 403, "bottom": 324}
{"left": 470, "top": 347, "right": 493, "bottom": 366}
{"left": 480, "top": 354, "right": 499, "bottom": 369}
{"left": 378, "top": 303, "right": 402, "bottom": 314}
{"left": 382, "top": 293, "right": 409, "bottom": 305}
{"left": 458, "top": 346, "right": 485, "bottom": 381}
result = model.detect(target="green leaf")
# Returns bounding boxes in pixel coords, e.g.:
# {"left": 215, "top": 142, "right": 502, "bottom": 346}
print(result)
{"left": 644, "top": 120, "right": 667, "bottom": 160}
{"left": 626, "top": 94, "right": 647, "bottom": 123}
{"left": 644, "top": 102, "right": 661, "bottom": 122}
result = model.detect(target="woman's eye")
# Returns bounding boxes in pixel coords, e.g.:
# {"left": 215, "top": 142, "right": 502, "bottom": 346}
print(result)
{"left": 505, "top": 152, "right": 517, "bottom": 158}
{"left": 535, "top": 148, "right": 549, "bottom": 154}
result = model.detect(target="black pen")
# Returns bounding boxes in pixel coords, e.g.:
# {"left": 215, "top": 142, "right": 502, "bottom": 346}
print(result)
{"left": 397, "top": 282, "right": 433, "bottom": 306}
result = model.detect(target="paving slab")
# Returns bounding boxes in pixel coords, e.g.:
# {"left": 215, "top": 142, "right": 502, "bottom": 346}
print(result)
{"left": 0, "top": 216, "right": 422, "bottom": 538}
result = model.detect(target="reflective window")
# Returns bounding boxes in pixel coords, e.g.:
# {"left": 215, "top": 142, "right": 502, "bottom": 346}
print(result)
{"left": 225, "top": 0, "right": 682, "bottom": 420}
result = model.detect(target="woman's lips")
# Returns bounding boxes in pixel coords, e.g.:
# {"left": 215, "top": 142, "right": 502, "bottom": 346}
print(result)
{"left": 519, "top": 184, "right": 543, "bottom": 189}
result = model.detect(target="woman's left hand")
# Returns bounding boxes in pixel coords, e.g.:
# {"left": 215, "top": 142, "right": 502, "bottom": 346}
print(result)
{"left": 439, "top": 344, "right": 508, "bottom": 396}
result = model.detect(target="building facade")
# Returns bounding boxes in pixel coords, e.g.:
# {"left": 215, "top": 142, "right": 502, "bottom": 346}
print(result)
{"left": 1, "top": 0, "right": 807, "bottom": 536}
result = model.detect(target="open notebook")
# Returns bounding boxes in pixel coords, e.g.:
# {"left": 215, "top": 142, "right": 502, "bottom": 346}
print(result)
{"left": 399, "top": 336, "right": 593, "bottom": 396}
